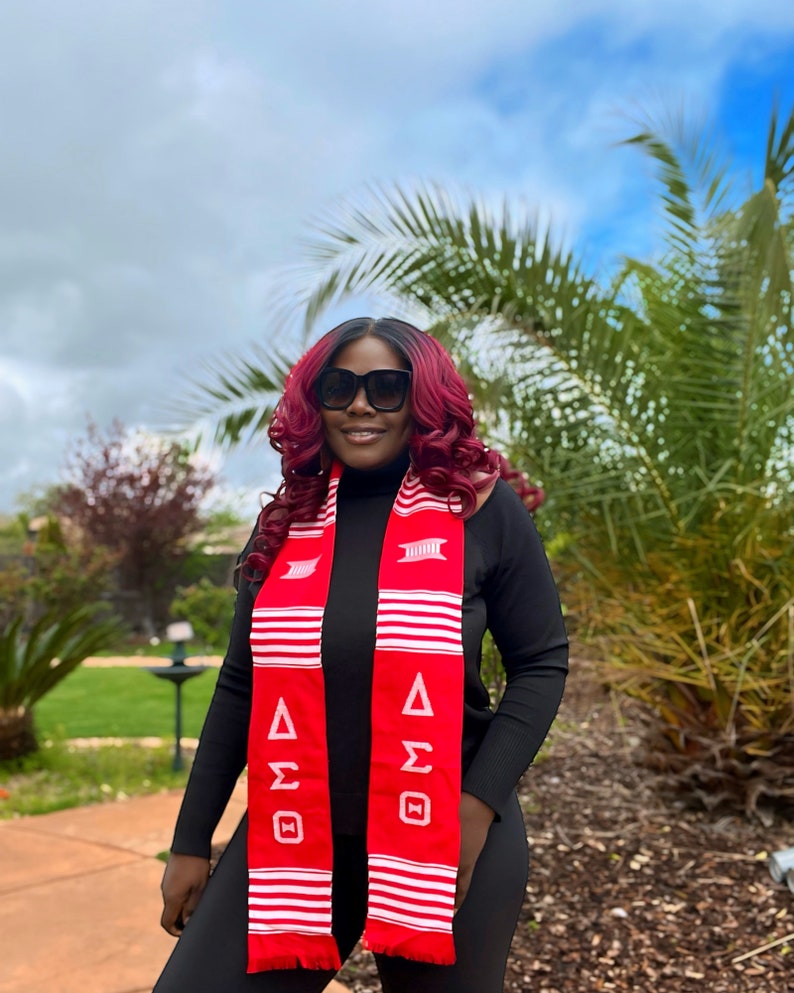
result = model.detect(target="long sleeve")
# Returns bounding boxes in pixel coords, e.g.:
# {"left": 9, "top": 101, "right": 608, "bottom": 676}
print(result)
{"left": 170, "top": 536, "right": 258, "bottom": 857}
{"left": 461, "top": 481, "right": 568, "bottom": 816}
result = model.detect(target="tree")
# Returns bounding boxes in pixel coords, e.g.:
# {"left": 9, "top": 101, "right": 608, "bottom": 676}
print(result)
{"left": 53, "top": 421, "right": 216, "bottom": 635}
{"left": 181, "top": 104, "right": 794, "bottom": 816}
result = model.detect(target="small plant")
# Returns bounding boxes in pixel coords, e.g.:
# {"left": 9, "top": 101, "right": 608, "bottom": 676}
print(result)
{"left": 0, "top": 605, "right": 125, "bottom": 760}
{"left": 169, "top": 578, "right": 235, "bottom": 651}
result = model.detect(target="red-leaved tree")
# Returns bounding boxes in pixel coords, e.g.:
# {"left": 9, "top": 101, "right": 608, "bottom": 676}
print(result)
{"left": 54, "top": 421, "right": 216, "bottom": 635}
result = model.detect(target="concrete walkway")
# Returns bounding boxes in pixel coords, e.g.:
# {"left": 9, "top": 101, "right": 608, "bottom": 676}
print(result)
{"left": 0, "top": 785, "right": 350, "bottom": 993}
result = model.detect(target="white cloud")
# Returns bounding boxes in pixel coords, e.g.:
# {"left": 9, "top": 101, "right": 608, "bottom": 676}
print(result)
{"left": 0, "top": 0, "right": 792, "bottom": 511}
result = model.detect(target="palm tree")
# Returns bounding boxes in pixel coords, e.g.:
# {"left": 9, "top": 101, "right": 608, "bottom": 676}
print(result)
{"left": 183, "top": 105, "right": 794, "bottom": 814}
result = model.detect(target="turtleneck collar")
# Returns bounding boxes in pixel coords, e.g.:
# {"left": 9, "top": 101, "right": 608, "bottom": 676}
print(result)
{"left": 337, "top": 451, "right": 411, "bottom": 498}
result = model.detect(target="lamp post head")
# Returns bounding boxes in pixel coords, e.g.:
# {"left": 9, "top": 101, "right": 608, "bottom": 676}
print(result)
{"left": 165, "top": 621, "right": 194, "bottom": 667}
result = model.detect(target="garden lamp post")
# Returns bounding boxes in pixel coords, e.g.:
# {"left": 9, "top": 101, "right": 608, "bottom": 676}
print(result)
{"left": 145, "top": 621, "right": 209, "bottom": 771}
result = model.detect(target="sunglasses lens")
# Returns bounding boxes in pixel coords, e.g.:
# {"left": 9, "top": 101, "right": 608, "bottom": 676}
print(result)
{"left": 369, "top": 371, "right": 408, "bottom": 410}
{"left": 317, "top": 368, "right": 410, "bottom": 410}
{"left": 318, "top": 369, "right": 356, "bottom": 408}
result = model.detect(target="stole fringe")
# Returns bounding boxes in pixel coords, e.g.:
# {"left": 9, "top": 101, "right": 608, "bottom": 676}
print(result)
{"left": 247, "top": 938, "right": 341, "bottom": 974}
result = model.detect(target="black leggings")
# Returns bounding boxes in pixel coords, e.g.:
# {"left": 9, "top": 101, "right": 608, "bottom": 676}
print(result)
{"left": 153, "top": 795, "right": 528, "bottom": 993}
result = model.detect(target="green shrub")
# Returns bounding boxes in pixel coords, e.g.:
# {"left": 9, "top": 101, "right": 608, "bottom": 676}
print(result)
{"left": 0, "top": 514, "right": 118, "bottom": 628}
{"left": 574, "top": 514, "right": 794, "bottom": 816}
{"left": 169, "top": 578, "right": 235, "bottom": 651}
{"left": 0, "top": 605, "right": 126, "bottom": 760}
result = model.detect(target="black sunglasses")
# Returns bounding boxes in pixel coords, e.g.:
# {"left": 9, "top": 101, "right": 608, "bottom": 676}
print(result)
{"left": 315, "top": 367, "right": 412, "bottom": 412}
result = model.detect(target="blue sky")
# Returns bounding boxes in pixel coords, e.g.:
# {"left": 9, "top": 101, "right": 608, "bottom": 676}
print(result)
{"left": 1, "top": 1, "right": 793, "bottom": 516}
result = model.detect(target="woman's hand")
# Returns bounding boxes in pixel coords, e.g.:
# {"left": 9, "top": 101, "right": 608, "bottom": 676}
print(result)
{"left": 455, "top": 792, "right": 495, "bottom": 911}
{"left": 160, "top": 853, "right": 211, "bottom": 936}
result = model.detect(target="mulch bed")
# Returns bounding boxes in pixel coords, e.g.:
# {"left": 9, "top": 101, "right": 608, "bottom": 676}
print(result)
{"left": 338, "top": 662, "right": 794, "bottom": 992}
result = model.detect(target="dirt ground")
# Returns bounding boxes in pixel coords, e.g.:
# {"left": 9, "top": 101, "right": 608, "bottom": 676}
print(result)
{"left": 337, "top": 662, "right": 794, "bottom": 993}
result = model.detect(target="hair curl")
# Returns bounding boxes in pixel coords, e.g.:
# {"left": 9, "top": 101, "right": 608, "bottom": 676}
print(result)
{"left": 245, "top": 317, "right": 536, "bottom": 579}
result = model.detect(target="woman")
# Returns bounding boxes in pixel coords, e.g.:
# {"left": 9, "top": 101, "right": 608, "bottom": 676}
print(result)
{"left": 155, "top": 317, "right": 568, "bottom": 993}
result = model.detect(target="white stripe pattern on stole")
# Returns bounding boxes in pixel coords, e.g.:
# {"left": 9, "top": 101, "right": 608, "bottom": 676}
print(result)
{"left": 368, "top": 855, "right": 456, "bottom": 933}
{"left": 248, "top": 867, "right": 333, "bottom": 934}
{"left": 287, "top": 477, "right": 340, "bottom": 539}
{"left": 250, "top": 607, "right": 323, "bottom": 668}
{"left": 376, "top": 590, "right": 463, "bottom": 655}
{"left": 394, "top": 475, "right": 462, "bottom": 517}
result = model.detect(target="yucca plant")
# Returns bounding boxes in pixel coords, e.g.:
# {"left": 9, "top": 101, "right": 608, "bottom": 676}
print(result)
{"left": 0, "top": 606, "right": 125, "bottom": 760}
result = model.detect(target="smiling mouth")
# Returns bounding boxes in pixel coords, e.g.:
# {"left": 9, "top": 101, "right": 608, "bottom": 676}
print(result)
{"left": 341, "top": 428, "right": 385, "bottom": 442}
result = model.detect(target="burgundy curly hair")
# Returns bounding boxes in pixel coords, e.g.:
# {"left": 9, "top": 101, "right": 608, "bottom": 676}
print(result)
{"left": 245, "top": 317, "right": 535, "bottom": 579}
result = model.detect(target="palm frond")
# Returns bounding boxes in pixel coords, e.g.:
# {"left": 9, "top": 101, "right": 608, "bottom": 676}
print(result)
{"left": 292, "top": 182, "right": 696, "bottom": 535}
{"left": 172, "top": 346, "right": 298, "bottom": 451}
{"left": 623, "top": 109, "right": 734, "bottom": 262}
{"left": 765, "top": 101, "right": 794, "bottom": 197}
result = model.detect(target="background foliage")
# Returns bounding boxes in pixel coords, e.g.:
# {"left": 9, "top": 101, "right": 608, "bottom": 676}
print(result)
{"left": 185, "top": 105, "right": 794, "bottom": 816}
{"left": 170, "top": 577, "right": 236, "bottom": 651}
{"left": 0, "top": 605, "right": 125, "bottom": 760}
{"left": 0, "top": 421, "right": 239, "bottom": 762}
{"left": 52, "top": 420, "right": 217, "bottom": 634}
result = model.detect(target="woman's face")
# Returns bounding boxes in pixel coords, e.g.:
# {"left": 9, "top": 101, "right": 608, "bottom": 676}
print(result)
{"left": 320, "top": 335, "right": 414, "bottom": 471}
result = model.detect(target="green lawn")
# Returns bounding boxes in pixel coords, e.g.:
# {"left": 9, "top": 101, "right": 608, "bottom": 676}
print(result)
{"left": 35, "top": 665, "right": 219, "bottom": 739}
{"left": 0, "top": 741, "right": 193, "bottom": 818}
{"left": 0, "top": 664, "right": 223, "bottom": 819}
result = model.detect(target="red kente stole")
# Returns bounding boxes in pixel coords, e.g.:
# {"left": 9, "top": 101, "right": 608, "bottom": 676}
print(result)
{"left": 247, "top": 461, "right": 464, "bottom": 972}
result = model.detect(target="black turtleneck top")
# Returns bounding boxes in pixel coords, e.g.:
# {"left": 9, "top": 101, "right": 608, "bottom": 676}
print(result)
{"left": 171, "top": 457, "right": 568, "bottom": 852}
